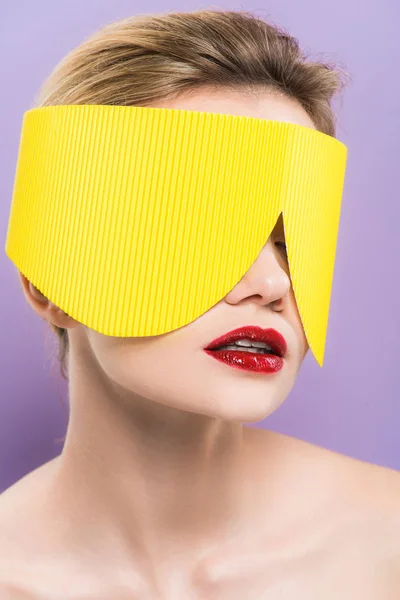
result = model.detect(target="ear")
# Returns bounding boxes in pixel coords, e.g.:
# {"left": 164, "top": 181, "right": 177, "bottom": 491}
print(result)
{"left": 17, "top": 271, "right": 79, "bottom": 329}
{"left": 18, "top": 272, "right": 47, "bottom": 303}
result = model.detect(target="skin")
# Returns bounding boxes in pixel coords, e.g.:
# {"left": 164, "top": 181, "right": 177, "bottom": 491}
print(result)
{"left": 1, "top": 89, "right": 400, "bottom": 599}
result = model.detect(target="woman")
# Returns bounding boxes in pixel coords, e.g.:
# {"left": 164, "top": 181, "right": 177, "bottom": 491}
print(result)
{"left": 1, "top": 8, "right": 399, "bottom": 598}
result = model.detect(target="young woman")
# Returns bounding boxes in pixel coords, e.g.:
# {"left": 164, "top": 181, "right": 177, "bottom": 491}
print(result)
{"left": 1, "top": 9, "right": 399, "bottom": 599}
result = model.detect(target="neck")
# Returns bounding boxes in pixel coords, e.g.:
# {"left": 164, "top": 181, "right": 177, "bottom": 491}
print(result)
{"left": 50, "top": 345, "right": 264, "bottom": 576}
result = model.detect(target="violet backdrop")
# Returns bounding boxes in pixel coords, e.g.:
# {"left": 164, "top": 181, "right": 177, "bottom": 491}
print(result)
{"left": 1, "top": 0, "right": 399, "bottom": 492}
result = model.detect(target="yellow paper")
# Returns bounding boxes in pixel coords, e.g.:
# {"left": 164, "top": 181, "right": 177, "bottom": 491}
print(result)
{"left": 4, "top": 105, "right": 347, "bottom": 365}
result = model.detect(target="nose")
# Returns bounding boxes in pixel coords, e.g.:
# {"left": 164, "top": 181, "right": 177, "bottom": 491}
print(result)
{"left": 223, "top": 238, "right": 291, "bottom": 311}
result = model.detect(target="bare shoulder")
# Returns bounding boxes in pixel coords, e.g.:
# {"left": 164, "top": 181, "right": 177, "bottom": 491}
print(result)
{"left": 304, "top": 433, "right": 400, "bottom": 505}
{"left": 261, "top": 430, "right": 400, "bottom": 593}
{"left": 0, "top": 582, "right": 40, "bottom": 600}
{"left": 251, "top": 427, "right": 400, "bottom": 485}
{"left": 271, "top": 429, "right": 400, "bottom": 513}
{"left": 0, "top": 456, "right": 59, "bottom": 522}
{"left": 0, "top": 458, "right": 60, "bottom": 595}
{"left": 323, "top": 443, "right": 400, "bottom": 590}
{"left": 259, "top": 428, "right": 400, "bottom": 484}
{"left": 268, "top": 431, "right": 400, "bottom": 572}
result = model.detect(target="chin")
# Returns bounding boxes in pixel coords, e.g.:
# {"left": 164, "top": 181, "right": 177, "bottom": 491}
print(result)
{"left": 195, "top": 387, "right": 289, "bottom": 423}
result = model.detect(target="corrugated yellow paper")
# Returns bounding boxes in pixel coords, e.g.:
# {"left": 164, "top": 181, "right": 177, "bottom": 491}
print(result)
{"left": 5, "top": 105, "right": 347, "bottom": 365}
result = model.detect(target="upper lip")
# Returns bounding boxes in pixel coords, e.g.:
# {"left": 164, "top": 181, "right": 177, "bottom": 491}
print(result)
{"left": 204, "top": 326, "right": 287, "bottom": 358}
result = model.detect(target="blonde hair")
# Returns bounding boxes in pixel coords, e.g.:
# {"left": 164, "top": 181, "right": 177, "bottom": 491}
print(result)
{"left": 33, "top": 8, "right": 349, "bottom": 381}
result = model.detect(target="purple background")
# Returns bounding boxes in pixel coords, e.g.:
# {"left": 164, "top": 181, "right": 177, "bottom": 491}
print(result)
{"left": 1, "top": 1, "right": 399, "bottom": 494}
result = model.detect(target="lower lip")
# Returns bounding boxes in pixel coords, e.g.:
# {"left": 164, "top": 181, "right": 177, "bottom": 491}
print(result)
{"left": 204, "top": 349, "right": 284, "bottom": 373}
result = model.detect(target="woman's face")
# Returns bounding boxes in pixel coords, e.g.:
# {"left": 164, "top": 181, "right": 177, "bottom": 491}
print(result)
{"left": 23, "top": 89, "right": 313, "bottom": 423}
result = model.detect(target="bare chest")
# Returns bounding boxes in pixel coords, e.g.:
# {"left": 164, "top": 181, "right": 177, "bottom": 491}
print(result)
{"left": 191, "top": 526, "right": 399, "bottom": 600}
{"left": 1, "top": 549, "right": 396, "bottom": 600}
{"left": 5, "top": 522, "right": 398, "bottom": 600}
{"left": 195, "top": 550, "right": 397, "bottom": 600}
{"left": 1, "top": 482, "right": 399, "bottom": 600}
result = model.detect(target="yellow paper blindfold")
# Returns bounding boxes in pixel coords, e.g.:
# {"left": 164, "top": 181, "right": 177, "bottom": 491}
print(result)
{"left": 5, "top": 105, "right": 347, "bottom": 366}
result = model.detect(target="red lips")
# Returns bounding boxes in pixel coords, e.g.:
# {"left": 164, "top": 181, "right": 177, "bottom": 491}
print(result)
{"left": 204, "top": 325, "right": 287, "bottom": 357}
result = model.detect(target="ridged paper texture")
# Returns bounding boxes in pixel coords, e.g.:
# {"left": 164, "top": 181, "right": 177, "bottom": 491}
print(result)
{"left": 4, "top": 105, "right": 347, "bottom": 365}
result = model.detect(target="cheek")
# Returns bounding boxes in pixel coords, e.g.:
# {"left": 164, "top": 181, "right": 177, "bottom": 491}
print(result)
{"left": 288, "top": 292, "right": 309, "bottom": 356}
{"left": 92, "top": 341, "right": 184, "bottom": 390}
{"left": 86, "top": 335, "right": 302, "bottom": 421}
{"left": 93, "top": 343, "right": 222, "bottom": 416}
{"left": 298, "top": 329, "right": 309, "bottom": 361}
